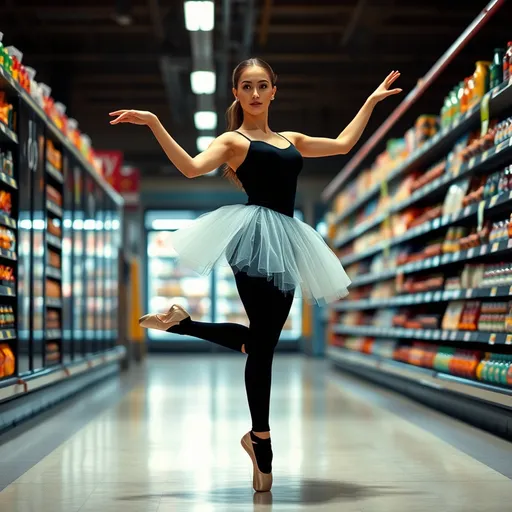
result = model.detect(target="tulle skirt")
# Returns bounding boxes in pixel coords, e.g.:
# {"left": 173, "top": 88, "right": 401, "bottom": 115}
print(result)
{"left": 169, "top": 204, "right": 351, "bottom": 305}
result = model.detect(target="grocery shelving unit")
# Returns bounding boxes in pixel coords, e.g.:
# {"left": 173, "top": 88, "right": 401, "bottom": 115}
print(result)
{"left": 0, "top": 53, "right": 125, "bottom": 419}
{"left": 323, "top": 2, "right": 512, "bottom": 439}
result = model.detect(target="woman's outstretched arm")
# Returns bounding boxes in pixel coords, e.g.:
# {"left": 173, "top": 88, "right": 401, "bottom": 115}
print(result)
{"left": 109, "top": 110, "right": 233, "bottom": 178}
{"left": 283, "top": 71, "right": 402, "bottom": 158}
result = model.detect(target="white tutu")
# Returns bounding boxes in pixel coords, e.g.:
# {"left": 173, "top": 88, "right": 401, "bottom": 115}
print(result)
{"left": 169, "top": 204, "right": 350, "bottom": 305}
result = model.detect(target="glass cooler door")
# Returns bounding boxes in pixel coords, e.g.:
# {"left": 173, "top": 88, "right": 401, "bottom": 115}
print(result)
{"left": 146, "top": 211, "right": 212, "bottom": 341}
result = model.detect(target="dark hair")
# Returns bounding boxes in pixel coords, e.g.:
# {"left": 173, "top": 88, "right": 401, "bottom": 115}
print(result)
{"left": 222, "top": 58, "right": 278, "bottom": 187}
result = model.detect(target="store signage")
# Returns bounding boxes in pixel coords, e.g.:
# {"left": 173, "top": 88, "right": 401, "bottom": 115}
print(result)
{"left": 96, "top": 151, "right": 140, "bottom": 207}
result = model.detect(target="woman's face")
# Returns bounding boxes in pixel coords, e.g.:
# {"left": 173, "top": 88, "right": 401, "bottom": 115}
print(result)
{"left": 233, "top": 66, "right": 276, "bottom": 115}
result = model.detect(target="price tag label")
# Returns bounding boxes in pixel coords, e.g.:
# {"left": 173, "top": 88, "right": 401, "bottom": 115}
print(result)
{"left": 469, "top": 157, "right": 476, "bottom": 168}
{"left": 434, "top": 291, "right": 442, "bottom": 301}
{"left": 489, "top": 333, "right": 497, "bottom": 345}
{"left": 425, "top": 330, "right": 432, "bottom": 339}
{"left": 450, "top": 331, "right": 458, "bottom": 341}
{"left": 491, "top": 287, "right": 498, "bottom": 297}
{"left": 432, "top": 218, "right": 440, "bottom": 229}
{"left": 468, "top": 248, "right": 475, "bottom": 258}
{"left": 453, "top": 118, "right": 460, "bottom": 128}
{"left": 506, "top": 334, "right": 512, "bottom": 345}
{"left": 508, "top": 239, "right": 512, "bottom": 249}
{"left": 452, "top": 252, "right": 460, "bottom": 262}
{"left": 442, "top": 254, "right": 451, "bottom": 264}
{"left": 452, "top": 290, "right": 461, "bottom": 299}
{"left": 464, "top": 332, "right": 471, "bottom": 342}
{"left": 492, "top": 242, "right": 500, "bottom": 252}
{"left": 480, "top": 245, "right": 488, "bottom": 256}
{"left": 433, "top": 256, "right": 440, "bottom": 266}
{"left": 490, "top": 195, "right": 499, "bottom": 208}
{"left": 482, "top": 150, "right": 489, "bottom": 161}
{"left": 441, "top": 331, "right": 449, "bottom": 340}
{"left": 466, "top": 289, "right": 473, "bottom": 298}
{"left": 496, "top": 141, "right": 508, "bottom": 153}
{"left": 425, "top": 292, "right": 432, "bottom": 301}
{"left": 415, "top": 295, "right": 422, "bottom": 303}
{"left": 463, "top": 206, "right": 471, "bottom": 217}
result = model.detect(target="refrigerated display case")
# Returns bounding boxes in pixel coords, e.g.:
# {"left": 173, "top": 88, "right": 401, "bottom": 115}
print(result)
{"left": 145, "top": 209, "right": 303, "bottom": 345}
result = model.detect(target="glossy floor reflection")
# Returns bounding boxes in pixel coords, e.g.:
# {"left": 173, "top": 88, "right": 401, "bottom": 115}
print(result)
{"left": 1, "top": 354, "right": 512, "bottom": 511}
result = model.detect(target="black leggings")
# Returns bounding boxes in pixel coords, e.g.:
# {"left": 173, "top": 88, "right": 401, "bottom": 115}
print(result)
{"left": 171, "top": 269, "right": 295, "bottom": 432}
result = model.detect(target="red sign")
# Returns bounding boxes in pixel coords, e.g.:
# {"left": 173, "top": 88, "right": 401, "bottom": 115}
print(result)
{"left": 96, "top": 151, "right": 140, "bottom": 206}
{"left": 96, "top": 150, "right": 124, "bottom": 187}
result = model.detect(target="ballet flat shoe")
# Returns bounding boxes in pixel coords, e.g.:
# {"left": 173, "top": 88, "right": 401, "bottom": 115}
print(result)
{"left": 138, "top": 304, "right": 190, "bottom": 331}
{"left": 241, "top": 432, "right": 273, "bottom": 492}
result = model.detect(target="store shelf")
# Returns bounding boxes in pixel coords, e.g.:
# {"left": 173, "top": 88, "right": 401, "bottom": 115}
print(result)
{"left": 0, "top": 329, "right": 15, "bottom": 341}
{"left": 332, "top": 323, "right": 512, "bottom": 346}
{"left": 0, "top": 248, "right": 16, "bottom": 262}
{"left": 46, "top": 298, "right": 62, "bottom": 308}
{"left": 45, "top": 162, "right": 64, "bottom": 184}
{"left": 46, "top": 266, "right": 62, "bottom": 280}
{"left": 348, "top": 239, "right": 512, "bottom": 288}
{"left": 339, "top": 143, "right": 512, "bottom": 259}
{"left": 332, "top": 79, "right": 512, "bottom": 229}
{"left": 0, "top": 284, "right": 15, "bottom": 297}
{"left": 0, "top": 213, "right": 16, "bottom": 229}
{"left": 46, "top": 233, "right": 62, "bottom": 250}
{"left": 46, "top": 329, "right": 62, "bottom": 340}
{"left": 0, "top": 172, "right": 17, "bottom": 190}
{"left": 336, "top": 285, "right": 512, "bottom": 311}
{"left": 0, "top": 66, "right": 122, "bottom": 206}
{"left": 327, "top": 346, "right": 512, "bottom": 409}
{"left": 46, "top": 200, "right": 63, "bottom": 218}
{"left": 349, "top": 269, "right": 396, "bottom": 287}
{"left": 0, "top": 346, "right": 125, "bottom": 400}
{"left": 0, "top": 120, "right": 18, "bottom": 145}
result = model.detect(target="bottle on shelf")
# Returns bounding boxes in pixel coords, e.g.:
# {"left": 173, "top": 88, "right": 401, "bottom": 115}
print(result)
{"left": 473, "top": 61, "right": 491, "bottom": 104}
{"left": 491, "top": 48, "right": 505, "bottom": 88}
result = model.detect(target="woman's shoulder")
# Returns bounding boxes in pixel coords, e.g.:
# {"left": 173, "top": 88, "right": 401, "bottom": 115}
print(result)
{"left": 278, "top": 131, "right": 303, "bottom": 145}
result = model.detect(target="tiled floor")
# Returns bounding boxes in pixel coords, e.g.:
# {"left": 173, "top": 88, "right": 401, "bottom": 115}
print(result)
{"left": 1, "top": 354, "right": 511, "bottom": 511}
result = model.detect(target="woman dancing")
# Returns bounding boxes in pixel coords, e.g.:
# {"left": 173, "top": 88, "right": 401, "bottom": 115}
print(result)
{"left": 109, "top": 58, "right": 401, "bottom": 492}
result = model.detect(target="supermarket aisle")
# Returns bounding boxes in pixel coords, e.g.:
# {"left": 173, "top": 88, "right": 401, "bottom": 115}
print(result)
{"left": 1, "top": 355, "right": 512, "bottom": 512}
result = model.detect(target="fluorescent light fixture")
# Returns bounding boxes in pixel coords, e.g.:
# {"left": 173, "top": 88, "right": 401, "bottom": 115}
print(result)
{"left": 184, "top": 1, "right": 214, "bottom": 31}
{"left": 194, "top": 111, "right": 217, "bottom": 130}
{"left": 190, "top": 71, "right": 216, "bottom": 94}
{"left": 197, "top": 136, "right": 215, "bottom": 152}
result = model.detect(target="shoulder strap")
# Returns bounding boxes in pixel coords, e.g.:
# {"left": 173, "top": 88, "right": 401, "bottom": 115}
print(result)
{"left": 276, "top": 132, "right": 292, "bottom": 145}
{"left": 234, "top": 130, "right": 252, "bottom": 142}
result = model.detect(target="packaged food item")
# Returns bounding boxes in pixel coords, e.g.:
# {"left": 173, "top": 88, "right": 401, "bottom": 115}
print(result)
{"left": 504, "top": 41, "right": 512, "bottom": 82}
{"left": 442, "top": 301, "right": 465, "bottom": 330}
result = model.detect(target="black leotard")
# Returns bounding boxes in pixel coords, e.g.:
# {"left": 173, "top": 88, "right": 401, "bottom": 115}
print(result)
{"left": 234, "top": 131, "right": 303, "bottom": 218}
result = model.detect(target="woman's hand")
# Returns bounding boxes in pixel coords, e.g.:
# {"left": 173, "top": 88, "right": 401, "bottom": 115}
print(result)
{"left": 369, "top": 71, "right": 402, "bottom": 103}
{"left": 109, "top": 109, "right": 158, "bottom": 127}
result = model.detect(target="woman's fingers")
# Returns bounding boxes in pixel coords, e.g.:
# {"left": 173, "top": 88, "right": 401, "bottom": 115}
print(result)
{"left": 109, "top": 110, "right": 130, "bottom": 116}
{"left": 110, "top": 112, "right": 131, "bottom": 124}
